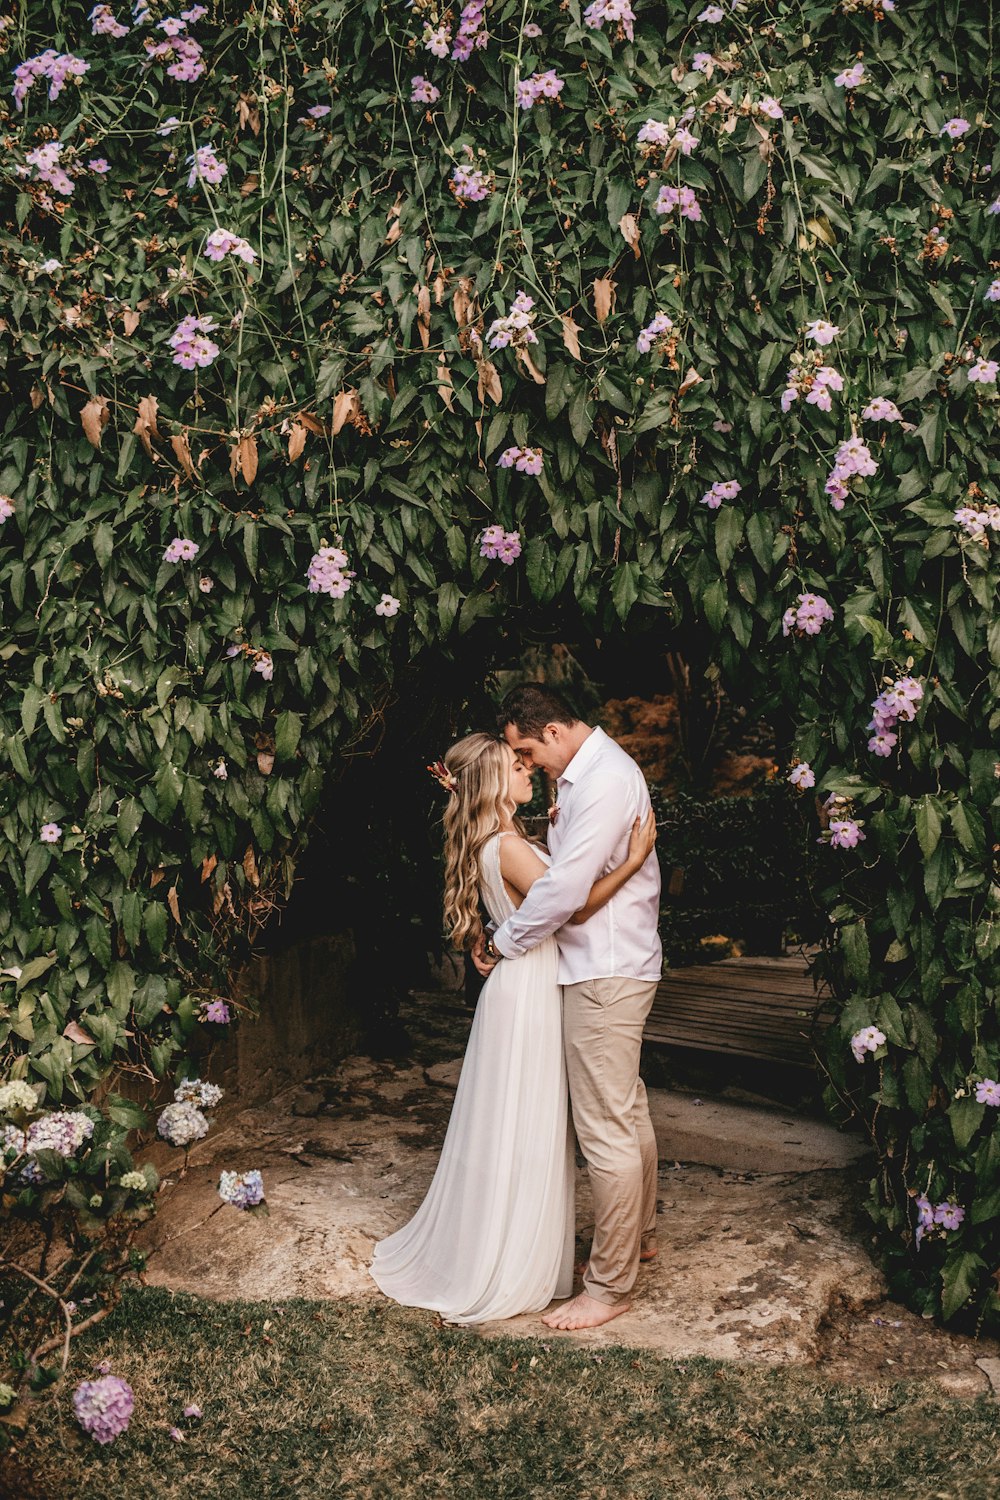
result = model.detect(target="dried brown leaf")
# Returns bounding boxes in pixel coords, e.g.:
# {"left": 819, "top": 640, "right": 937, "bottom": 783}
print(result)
{"left": 257, "top": 750, "right": 275, "bottom": 776}
{"left": 133, "top": 394, "right": 161, "bottom": 458}
{"left": 287, "top": 422, "right": 307, "bottom": 463}
{"left": 149, "top": 868, "right": 165, "bottom": 888}
{"left": 63, "top": 1020, "right": 95, "bottom": 1047}
{"left": 243, "top": 845, "right": 260, "bottom": 889}
{"left": 592, "top": 277, "right": 617, "bottom": 325}
{"left": 167, "top": 885, "right": 181, "bottom": 923}
{"left": 417, "top": 284, "right": 431, "bottom": 350}
{"left": 121, "top": 308, "right": 141, "bottom": 337}
{"left": 517, "top": 346, "right": 547, "bottom": 385}
{"left": 229, "top": 441, "right": 241, "bottom": 483}
{"left": 200, "top": 853, "right": 218, "bottom": 884}
{"left": 436, "top": 354, "right": 454, "bottom": 411}
{"left": 81, "top": 395, "right": 110, "bottom": 448}
{"left": 239, "top": 434, "right": 258, "bottom": 485}
{"left": 170, "top": 430, "right": 195, "bottom": 480}
{"left": 297, "top": 412, "right": 327, "bottom": 436}
{"left": 240, "top": 173, "right": 260, "bottom": 198}
{"left": 30, "top": 384, "right": 44, "bottom": 411}
{"left": 618, "top": 213, "right": 641, "bottom": 258}
{"left": 477, "top": 358, "right": 503, "bottom": 405}
{"left": 332, "top": 388, "right": 361, "bottom": 436}
{"left": 560, "top": 313, "right": 582, "bottom": 361}
{"left": 678, "top": 366, "right": 704, "bottom": 397}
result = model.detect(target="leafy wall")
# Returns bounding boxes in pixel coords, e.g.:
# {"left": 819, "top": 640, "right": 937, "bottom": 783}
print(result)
{"left": 1, "top": 0, "right": 999, "bottom": 1326}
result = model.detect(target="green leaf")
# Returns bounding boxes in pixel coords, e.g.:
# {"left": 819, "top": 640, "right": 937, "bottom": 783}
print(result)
{"left": 941, "top": 1251, "right": 987, "bottom": 1322}
{"left": 949, "top": 1096, "right": 985, "bottom": 1151}
{"left": 274, "top": 710, "right": 303, "bottom": 763}
{"left": 915, "top": 795, "right": 943, "bottom": 860}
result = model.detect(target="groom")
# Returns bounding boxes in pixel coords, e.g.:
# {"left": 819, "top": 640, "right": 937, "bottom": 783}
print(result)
{"left": 475, "top": 683, "right": 662, "bottom": 1330}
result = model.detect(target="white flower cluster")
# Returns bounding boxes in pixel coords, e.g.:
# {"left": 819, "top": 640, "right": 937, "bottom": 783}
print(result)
{"left": 0, "top": 1080, "right": 39, "bottom": 1114}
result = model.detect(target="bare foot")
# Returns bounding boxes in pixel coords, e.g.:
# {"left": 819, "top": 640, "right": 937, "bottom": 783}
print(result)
{"left": 542, "top": 1292, "right": 631, "bottom": 1331}
{"left": 574, "top": 1245, "right": 658, "bottom": 1277}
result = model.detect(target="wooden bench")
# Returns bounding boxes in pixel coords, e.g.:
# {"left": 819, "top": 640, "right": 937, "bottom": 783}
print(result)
{"left": 643, "top": 954, "right": 831, "bottom": 1069}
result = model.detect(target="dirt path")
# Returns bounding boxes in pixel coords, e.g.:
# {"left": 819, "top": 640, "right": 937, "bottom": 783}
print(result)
{"left": 138, "top": 990, "right": 999, "bottom": 1397}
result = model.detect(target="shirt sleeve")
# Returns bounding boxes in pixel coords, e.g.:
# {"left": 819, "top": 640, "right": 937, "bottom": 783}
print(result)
{"left": 492, "top": 769, "right": 635, "bottom": 958}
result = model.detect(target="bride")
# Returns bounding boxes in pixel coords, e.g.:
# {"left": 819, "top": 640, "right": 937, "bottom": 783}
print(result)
{"left": 369, "top": 731, "right": 655, "bottom": 1324}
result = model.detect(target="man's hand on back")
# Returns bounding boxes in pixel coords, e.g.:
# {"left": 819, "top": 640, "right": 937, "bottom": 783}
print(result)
{"left": 471, "top": 930, "right": 499, "bottom": 979}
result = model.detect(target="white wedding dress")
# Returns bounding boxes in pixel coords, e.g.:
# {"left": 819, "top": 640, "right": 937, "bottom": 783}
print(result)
{"left": 370, "top": 832, "right": 575, "bottom": 1323}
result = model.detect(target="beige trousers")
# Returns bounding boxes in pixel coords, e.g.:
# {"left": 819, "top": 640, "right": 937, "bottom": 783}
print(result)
{"left": 562, "top": 976, "right": 659, "bottom": 1305}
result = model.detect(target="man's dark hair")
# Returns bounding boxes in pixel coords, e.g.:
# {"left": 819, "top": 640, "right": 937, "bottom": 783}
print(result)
{"left": 497, "top": 683, "right": 580, "bottom": 739}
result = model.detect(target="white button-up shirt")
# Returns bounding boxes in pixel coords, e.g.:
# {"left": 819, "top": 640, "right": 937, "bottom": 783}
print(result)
{"left": 492, "top": 726, "right": 662, "bottom": 984}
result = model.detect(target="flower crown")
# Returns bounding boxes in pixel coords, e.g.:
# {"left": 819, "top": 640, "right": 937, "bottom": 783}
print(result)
{"left": 427, "top": 759, "right": 458, "bottom": 795}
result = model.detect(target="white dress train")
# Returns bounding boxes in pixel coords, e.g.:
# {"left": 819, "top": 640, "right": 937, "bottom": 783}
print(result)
{"left": 370, "top": 833, "right": 575, "bottom": 1323}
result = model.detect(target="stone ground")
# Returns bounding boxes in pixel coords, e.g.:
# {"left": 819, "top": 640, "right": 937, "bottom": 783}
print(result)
{"left": 138, "top": 986, "right": 1000, "bottom": 1398}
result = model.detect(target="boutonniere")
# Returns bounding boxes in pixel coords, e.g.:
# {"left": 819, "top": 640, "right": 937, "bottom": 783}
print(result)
{"left": 548, "top": 803, "right": 560, "bottom": 826}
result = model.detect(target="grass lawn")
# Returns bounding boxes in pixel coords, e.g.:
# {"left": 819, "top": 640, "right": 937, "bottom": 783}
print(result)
{"left": 5, "top": 1287, "right": 1000, "bottom": 1500}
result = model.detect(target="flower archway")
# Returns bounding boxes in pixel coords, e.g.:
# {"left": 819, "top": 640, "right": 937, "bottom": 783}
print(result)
{"left": 1, "top": 0, "right": 998, "bottom": 1392}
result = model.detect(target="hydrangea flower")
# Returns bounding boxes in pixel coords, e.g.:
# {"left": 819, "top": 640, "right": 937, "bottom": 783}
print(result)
{"left": 168, "top": 314, "right": 220, "bottom": 370}
{"left": 200, "top": 999, "right": 231, "bottom": 1024}
{"left": 700, "top": 479, "right": 741, "bottom": 509}
{"left": 163, "top": 537, "right": 199, "bottom": 563}
{"left": 655, "top": 184, "right": 702, "bottom": 222}
{"left": 375, "top": 593, "right": 401, "bottom": 616}
{"left": 187, "top": 144, "right": 227, "bottom": 188}
{"left": 516, "top": 71, "right": 564, "bottom": 109}
{"left": 307, "top": 545, "right": 354, "bottom": 599}
{"left": 156, "top": 1100, "right": 209, "bottom": 1147}
{"left": 73, "top": 1375, "right": 134, "bottom": 1445}
{"left": 218, "top": 1168, "right": 265, "bottom": 1208}
{"left": 968, "top": 358, "right": 999, "bottom": 383}
{"left": 636, "top": 312, "right": 673, "bottom": 353}
{"left": 8, "top": 1111, "right": 95, "bottom": 1182}
{"left": 40, "top": 823, "right": 62, "bottom": 843}
{"left": 450, "top": 163, "right": 492, "bottom": 204}
{"left": 496, "top": 446, "right": 543, "bottom": 475}
{"left": 174, "top": 1078, "right": 223, "bottom": 1108}
{"left": 119, "top": 1169, "right": 149, "bottom": 1191}
{"left": 933, "top": 1201, "right": 965, "bottom": 1230}
{"left": 0, "top": 1081, "right": 38, "bottom": 1114}
{"left": 782, "top": 592, "right": 835, "bottom": 637}
{"left": 203, "top": 229, "right": 256, "bottom": 264}
{"left": 834, "top": 63, "right": 865, "bottom": 89}
{"left": 975, "top": 1079, "right": 1000, "bottom": 1106}
{"left": 583, "top": 0, "right": 636, "bottom": 41}
{"left": 486, "top": 292, "right": 538, "bottom": 352}
{"left": 788, "top": 762, "right": 815, "bottom": 790}
{"left": 480, "top": 525, "right": 523, "bottom": 563}
{"left": 410, "top": 76, "right": 440, "bottom": 104}
{"left": 940, "top": 117, "right": 970, "bottom": 139}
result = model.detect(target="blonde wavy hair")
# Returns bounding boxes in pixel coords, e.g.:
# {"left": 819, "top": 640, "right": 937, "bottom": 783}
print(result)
{"left": 441, "top": 732, "right": 518, "bottom": 951}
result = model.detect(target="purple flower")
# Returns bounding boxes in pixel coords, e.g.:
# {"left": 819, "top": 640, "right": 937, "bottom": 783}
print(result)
{"left": 163, "top": 537, "right": 199, "bottom": 564}
{"left": 203, "top": 229, "right": 256, "bottom": 264}
{"left": 829, "top": 818, "right": 866, "bottom": 849}
{"left": 186, "top": 144, "right": 227, "bottom": 189}
{"left": 636, "top": 312, "right": 673, "bottom": 352}
{"left": 782, "top": 591, "right": 835, "bottom": 637}
{"left": 375, "top": 593, "right": 401, "bottom": 617}
{"left": 486, "top": 291, "right": 537, "bottom": 351}
{"left": 73, "top": 1375, "right": 134, "bottom": 1445}
{"left": 692, "top": 52, "right": 713, "bottom": 72}
{"left": 422, "top": 22, "right": 451, "bottom": 57}
{"left": 168, "top": 314, "right": 219, "bottom": 370}
{"left": 788, "top": 762, "right": 815, "bottom": 790}
{"left": 252, "top": 652, "right": 273, "bottom": 682}
{"left": 516, "top": 71, "right": 565, "bottom": 110}
{"left": 933, "top": 1200, "right": 965, "bottom": 1230}
{"left": 218, "top": 1168, "right": 265, "bottom": 1208}
{"left": 307, "top": 545, "right": 354, "bottom": 599}
{"left": 90, "top": 5, "right": 130, "bottom": 38}
{"left": 450, "top": 163, "right": 492, "bottom": 204}
{"left": 698, "top": 4, "right": 725, "bottom": 20}
{"left": 975, "top": 1078, "right": 1000, "bottom": 1106}
{"left": 968, "top": 358, "right": 999, "bottom": 384}
{"left": 183, "top": 1403, "right": 203, "bottom": 1419}
{"left": 940, "top": 117, "right": 970, "bottom": 139}
{"left": 410, "top": 76, "right": 440, "bottom": 105}
{"left": 834, "top": 63, "right": 864, "bottom": 89}
{"left": 850, "top": 1025, "right": 885, "bottom": 1062}
{"left": 497, "top": 531, "right": 522, "bottom": 564}
{"left": 168, "top": 1426, "right": 185, "bottom": 1441}
{"left": 805, "top": 319, "right": 840, "bottom": 346}
{"left": 655, "top": 184, "right": 702, "bottom": 222}
{"left": 496, "top": 445, "right": 542, "bottom": 476}
{"left": 861, "top": 396, "right": 902, "bottom": 422}
{"left": 985, "top": 280, "right": 1000, "bottom": 303}
{"left": 583, "top": 0, "right": 636, "bottom": 40}
{"left": 757, "top": 95, "right": 783, "bottom": 120}
{"left": 700, "top": 479, "right": 741, "bottom": 509}
{"left": 88, "top": 157, "right": 111, "bottom": 174}
{"left": 40, "top": 822, "right": 62, "bottom": 843}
